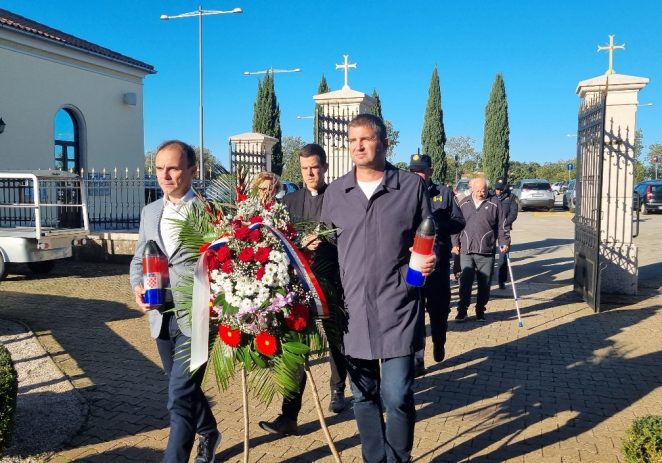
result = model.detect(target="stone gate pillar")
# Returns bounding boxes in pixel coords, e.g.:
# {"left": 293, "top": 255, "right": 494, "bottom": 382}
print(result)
{"left": 228, "top": 132, "right": 278, "bottom": 182}
{"left": 576, "top": 73, "right": 648, "bottom": 295}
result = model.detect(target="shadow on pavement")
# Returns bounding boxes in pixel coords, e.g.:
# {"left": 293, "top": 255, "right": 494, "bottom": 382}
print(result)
{"left": 415, "top": 306, "right": 662, "bottom": 462}
{"left": 70, "top": 447, "right": 164, "bottom": 462}
{"left": 0, "top": 289, "right": 170, "bottom": 455}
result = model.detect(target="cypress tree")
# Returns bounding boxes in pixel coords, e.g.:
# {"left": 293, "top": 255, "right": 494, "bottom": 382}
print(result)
{"left": 252, "top": 72, "right": 283, "bottom": 175}
{"left": 482, "top": 73, "right": 510, "bottom": 185}
{"left": 313, "top": 74, "right": 330, "bottom": 143}
{"left": 370, "top": 89, "right": 383, "bottom": 119}
{"left": 421, "top": 67, "right": 447, "bottom": 184}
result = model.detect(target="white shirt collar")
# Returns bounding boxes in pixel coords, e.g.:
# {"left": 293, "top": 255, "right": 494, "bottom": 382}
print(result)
{"left": 163, "top": 188, "right": 196, "bottom": 209}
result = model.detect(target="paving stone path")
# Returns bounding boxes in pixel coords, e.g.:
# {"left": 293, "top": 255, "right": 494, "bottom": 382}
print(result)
{"left": 0, "top": 212, "right": 660, "bottom": 462}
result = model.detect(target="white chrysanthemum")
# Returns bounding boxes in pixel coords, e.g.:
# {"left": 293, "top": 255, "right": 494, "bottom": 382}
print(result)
{"left": 264, "top": 263, "right": 278, "bottom": 276}
{"left": 240, "top": 298, "right": 254, "bottom": 311}
{"left": 262, "top": 273, "right": 275, "bottom": 286}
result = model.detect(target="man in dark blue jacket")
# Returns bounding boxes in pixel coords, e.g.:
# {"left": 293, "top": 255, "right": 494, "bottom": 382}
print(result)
{"left": 493, "top": 177, "right": 518, "bottom": 289}
{"left": 409, "top": 154, "right": 465, "bottom": 376}
{"left": 452, "top": 177, "right": 510, "bottom": 322}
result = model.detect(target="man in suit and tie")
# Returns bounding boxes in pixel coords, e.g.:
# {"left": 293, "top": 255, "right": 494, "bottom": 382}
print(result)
{"left": 130, "top": 140, "right": 220, "bottom": 463}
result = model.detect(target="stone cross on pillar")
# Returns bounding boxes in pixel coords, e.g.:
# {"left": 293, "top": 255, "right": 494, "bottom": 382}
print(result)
{"left": 597, "top": 35, "right": 625, "bottom": 75}
{"left": 335, "top": 54, "right": 357, "bottom": 90}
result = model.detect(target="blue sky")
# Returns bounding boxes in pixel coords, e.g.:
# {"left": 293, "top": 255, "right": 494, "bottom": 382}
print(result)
{"left": 4, "top": 0, "right": 662, "bottom": 168}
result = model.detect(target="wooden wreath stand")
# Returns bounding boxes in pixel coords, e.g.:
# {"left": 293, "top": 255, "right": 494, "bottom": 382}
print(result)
{"left": 240, "top": 361, "right": 343, "bottom": 463}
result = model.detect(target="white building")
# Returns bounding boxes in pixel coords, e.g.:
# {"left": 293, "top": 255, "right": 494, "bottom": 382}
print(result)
{"left": 0, "top": 8, "right": 155, "bottom": 174}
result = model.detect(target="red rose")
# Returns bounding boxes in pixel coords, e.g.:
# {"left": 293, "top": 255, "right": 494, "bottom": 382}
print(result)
{"left": 234, "top": 226, "right": 250, "bottom": 241}
{"left": 237, "top": 193, "right": 249, "bottom": 203}
{"left": 248, "top": 229, "right": 261, "bottom": 243}
{"left": 216, "top": 246, "right": 232, "bottom": 262}
{"left": 219, "top": 324, "right": 241, "bottom": 347}
{"left": 199, "top": 242, "right": 211, "bottom": 254}
{"left": 255, "top": 246, "right": 271, "bottom": 264}
{"left": 207, "top": 254, "right": 221, "bottom": 271}
{"left": 286, "top": 303, "right": 310, "bottom": 331}
{"left": 256, "top": 266, "right": 266, "bottom": 281}
{"left": 255, "top": 331, "right": 278, "bottom": 356}
{"left": 238, "top": 247, "right": 254, "bottom": 263}
{"left": 249, "top": 216, "right": 263, "bottom": 224}
{"left": 221, "top": 260, "right": 233, "bottom": 274}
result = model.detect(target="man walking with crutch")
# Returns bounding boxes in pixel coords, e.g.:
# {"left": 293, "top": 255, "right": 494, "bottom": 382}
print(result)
{"left": 452, "top": 177, "right": 510, "bottom": 322}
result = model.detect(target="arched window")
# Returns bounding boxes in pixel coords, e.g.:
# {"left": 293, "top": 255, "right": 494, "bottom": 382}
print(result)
{"left": 54, "top": 108, "right": 79, "bottom": 172}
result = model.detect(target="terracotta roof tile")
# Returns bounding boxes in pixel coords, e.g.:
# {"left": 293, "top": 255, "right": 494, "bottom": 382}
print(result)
{"left": 0, "top": 8, "right": 155, "bottom": 74}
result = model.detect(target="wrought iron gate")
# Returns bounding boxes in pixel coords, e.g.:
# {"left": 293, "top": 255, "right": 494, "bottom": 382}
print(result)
{"left": 573, "top": 93, "right": 606, "bottom": 312}
{"left": 315, "top": 104, "right": 357, "bottom": 182}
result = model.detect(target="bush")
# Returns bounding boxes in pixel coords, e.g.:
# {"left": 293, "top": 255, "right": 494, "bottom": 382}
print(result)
{"left": 622, "top": 415, "right": 662, "bottom": 463}
{"left": 0, "top": 344, "right": 17, "bottom": 454}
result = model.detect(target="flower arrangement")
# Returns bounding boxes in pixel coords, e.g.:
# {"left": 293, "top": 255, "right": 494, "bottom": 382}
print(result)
{"left": 174, "top": 181, "right": 329, "bottom": 404}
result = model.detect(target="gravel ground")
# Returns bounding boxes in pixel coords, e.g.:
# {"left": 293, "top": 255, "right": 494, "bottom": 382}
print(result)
{"left": 0, "top": 319, "right": 85, "bottom": 463}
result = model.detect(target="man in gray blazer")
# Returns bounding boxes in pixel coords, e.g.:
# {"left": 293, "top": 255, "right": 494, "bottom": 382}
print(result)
{"left": 130, "top": 140, "right": 219, "bottom": 463}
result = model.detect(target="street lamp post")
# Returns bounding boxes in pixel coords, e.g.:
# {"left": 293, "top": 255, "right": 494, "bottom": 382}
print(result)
{"left": 160, "top": 6, "right": 242, "bottom": 180}
{"left": 243, "top": 67, "right": 301, "bottom": 76}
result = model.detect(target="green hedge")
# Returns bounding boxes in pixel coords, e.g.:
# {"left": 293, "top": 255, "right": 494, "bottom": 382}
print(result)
{"left": 0, "top": 343, "right": 17, "bottom": 454}
{"left": 622, "top": 415, "right": 662, "bottom": 463}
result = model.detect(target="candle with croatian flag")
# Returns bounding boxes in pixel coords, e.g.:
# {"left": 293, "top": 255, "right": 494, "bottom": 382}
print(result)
{"left": 142, "top": 240, "right": 168, "bottom": 307}
{"left": 406, "top": 216, "right": 436, "bottom": 287}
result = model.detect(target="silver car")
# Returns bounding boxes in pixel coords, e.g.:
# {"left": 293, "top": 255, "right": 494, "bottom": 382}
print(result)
{"left": 511, "top": 179, "right": 555, "bottom": 212}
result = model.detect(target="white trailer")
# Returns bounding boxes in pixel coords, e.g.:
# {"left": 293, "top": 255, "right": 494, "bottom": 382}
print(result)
{"left": 0, "top": 171, "right": 89, "bottom": 280}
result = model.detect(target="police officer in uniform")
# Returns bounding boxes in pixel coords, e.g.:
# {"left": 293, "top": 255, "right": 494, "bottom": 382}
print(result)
{"left": 409, "top": 154, "right": 465, "bottom": 376}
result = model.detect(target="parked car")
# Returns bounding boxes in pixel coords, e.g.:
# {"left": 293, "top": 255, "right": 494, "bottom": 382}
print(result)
{"left": 275, "top": 181, "right": 300, "bottom": 200}
{"left": 563, "top": 179, "right": 577, "bottom": 212}
{"left": 634, "top": 179, "right": 662, "bottom": 214}
{"left": 551, "top": 181, "right": 567, "bottom": 194}
{"left": 454, "top": 178, "right": 470, "bottom": 198}
{"left": 511, "top": 179, "right": 555, "bottom": 211}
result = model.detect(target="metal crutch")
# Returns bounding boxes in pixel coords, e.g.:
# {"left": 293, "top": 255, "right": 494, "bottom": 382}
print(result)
{"left": 504, "top": 252, "right": 524, "bottom": 328}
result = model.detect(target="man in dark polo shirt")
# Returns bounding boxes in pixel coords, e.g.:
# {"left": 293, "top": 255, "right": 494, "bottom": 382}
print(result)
{"left": 321, "top": 114, "right": 436, "bottom": 463}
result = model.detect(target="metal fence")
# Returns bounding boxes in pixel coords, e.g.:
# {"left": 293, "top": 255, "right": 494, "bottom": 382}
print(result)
{"left": 80, "top": 169, "right": 234, "bottom": 231}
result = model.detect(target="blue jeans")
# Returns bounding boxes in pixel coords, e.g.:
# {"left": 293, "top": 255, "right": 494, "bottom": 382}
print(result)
{"left": 157, "top": 313, "right": 217, "bottom": 463}
{"left": 346, "top": 354, "right": 415, "bottom": 463}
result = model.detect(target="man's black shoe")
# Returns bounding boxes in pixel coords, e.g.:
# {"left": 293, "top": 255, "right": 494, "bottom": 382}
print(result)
{"left": 414, "top": 363, "right": 426, "bottom": 378}
{"left": 498, "top": 282, "right": 506, "bottom": 290}
{"left": 258, "top": 415, "right": 299, "bottom": 436}
{"left": 329, "top": 390, "right": 346, "bottom": 413}
{"left": 476, "top": 312, "right": 486, "bottom": 322}
{"left": 454, "top": 311, "right": 468, "bottom": 323}
{"left": 433, "top": 344, "right": 445, "bottom": 363}
{"left": 194, "top": 431, "right": 221, "bottom": 463}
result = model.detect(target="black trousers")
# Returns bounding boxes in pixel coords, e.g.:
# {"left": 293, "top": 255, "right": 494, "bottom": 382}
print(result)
{"left": 415, "top": 265, "right": 450, "bottom": 365}
{"left": 497, "top": 253, "right": 509, "bottom": 285}
{"left": 282, "top": 343, "right": 347, "bottom": 421}
{"left": 458, "top": 253, "right": 495, "bottom": 314}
